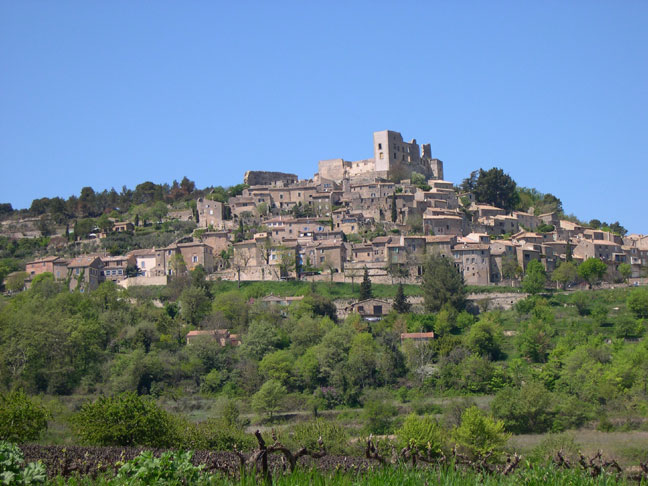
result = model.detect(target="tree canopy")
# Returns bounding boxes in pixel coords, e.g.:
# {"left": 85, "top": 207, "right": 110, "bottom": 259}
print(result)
{"left": 472, "top": 168, "right": 519, "bottom": 212}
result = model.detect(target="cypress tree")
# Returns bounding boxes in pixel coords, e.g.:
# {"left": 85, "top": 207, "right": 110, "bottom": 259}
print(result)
{"left": 393, "top": 283, "right": 411, "bottom": 313}
{"left": 360, "top": 267, "right": 373, "bottom": 300}
{"left": 391, "top": 193, "right": 398, "bottom": 222}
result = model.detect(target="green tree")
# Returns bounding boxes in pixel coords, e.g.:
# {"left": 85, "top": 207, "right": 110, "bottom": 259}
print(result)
{"left": 4, "top": 271, "right": 28, "bottom": 292}
{"left": 0, "top": 390, "right": 50, "bottom": 442}
{"left": 551, "top": 261, "right": 578, "bottom": 290}
{"left": 259, "top": 350, "right": 294, "bottom": 387}
{"left": 521, "top": 260, "right": 546, "bottom": 295}
{"left": 359, "top": 267, "right": 373, "bottom": 300}
{"left": 501, "top": 254, "right": 522, "bottom": 282}
{"left": 627, "top": 288, "right": 648, "bottom": 319}
{"left": 517, "top": 319, "right": 553, "bottom": 363}
{"left": 71, "top": 393, "right": 175, "bottom": 447}
{"left": 577, "top": 258, "right": 607, "bottom": 289}
{"left": 618, "top": 263, "right": 632, "bottom": 282}
{"left": 252, "top": 379, "right": 286, "bottom": 419}
{"left": 465, "top": 317, "right": 503, "bottom": 360}
{"left": 421, "top": 255, "right": 466, "bottom": 312}
{"left": 473, "top": 168, "right": 519, "bottom": 212}
{"left": 393, "top": 283, "right": 411, "bottom": 314}
{"left": 453, "top": 406, "right": 509, "bottom": 460}
{"left": 178, "top": 286, "right": 210, "bottom": 326}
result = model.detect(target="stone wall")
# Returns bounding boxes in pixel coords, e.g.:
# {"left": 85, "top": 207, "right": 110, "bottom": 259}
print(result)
{"left": 243, "top": 171, "right": 298, "bottom": 186}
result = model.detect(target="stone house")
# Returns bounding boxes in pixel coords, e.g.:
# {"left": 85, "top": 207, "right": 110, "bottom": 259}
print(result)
{"left": 452, "top": 243, "right": 491, "bottom": 285}
{"left": 344, "top": 298, "right": 393, "bottom": 319}
{"left": 196, "top": 198, "right": 226, "bottom": 229}
{"left": 423, "top": 214, "right": 464, "bottom": 237}
{"left": 100, "top": 254, "right": 136, "bottom": 282}
{"left": 67, "top": 256, "right": 104, "bottom": 292}
{"left": 573, "top": 239, "right": 624, "bottom": 263}
{"left": 25, "top": 256, "right": 69, "bottom": 280}
{"left": 200, "top": 231, "right": 230, "bottom": 256}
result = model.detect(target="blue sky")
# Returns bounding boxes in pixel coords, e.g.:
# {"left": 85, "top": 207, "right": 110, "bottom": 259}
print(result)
{"left": 1, "top": 1, "right": 647, "bottom": 233}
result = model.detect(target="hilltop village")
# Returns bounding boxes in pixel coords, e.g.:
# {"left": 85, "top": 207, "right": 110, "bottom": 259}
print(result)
{"left": 4, "top": 129, "right": 647, "bottom": 297}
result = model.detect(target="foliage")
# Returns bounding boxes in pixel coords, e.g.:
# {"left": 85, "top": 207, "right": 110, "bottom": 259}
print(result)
{"left": 359, "top": 267, "right": 373, "bottom": 300}
{"left": 465, "top": 316, "right": 503, "bottom": 360}
{"left": 114, "top": 450, "right": 204, "bottom": 486}
{"left": 362, "top": 390, "right": 397, "bottom": 435}
{"left": 421, "top": 255, "right": 466, "bottom": 312}
{"left": 491, "top": 382, "right": 555, "bottom": 434}
{"left": 252, "top": 380, "right": 286, "bottom": 418}
{"left": 578, "top": 258, "right": 608, "bottom": 288}
{"left": 71, "top": 393, "right": 176, "bottom": 447}
{"left": 0, "top": 441, "right": 46, "bottom": 485}
{"left": 395, "top": 413, "right": 443, "bottom": 457}
{"left": 627, "top": 288, "right": 648, "bottom": 319}
{"left": 284, "top": 420, "right": 349, "bottom": 456}
{"left": 521, "top": 260, "right": 546, "bottom": 295}
{"left": 551, "top": 261, "right": 578, "bottom": 289}
{"left": 393, "top": 283, "right": 411, "bottom": 314}
{"left": 473, "top": 168, "right": 519, "bottom": 212}
{"left": 0, "top": 391, "right": 50, "bottom": 443}
{"left": 453, "top": 406, "right": 509, "bottom": 460}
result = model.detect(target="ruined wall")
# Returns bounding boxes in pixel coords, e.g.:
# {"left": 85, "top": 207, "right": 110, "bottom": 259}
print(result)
{"left": 244, "top": 171, "right": 298, "bottom": 186}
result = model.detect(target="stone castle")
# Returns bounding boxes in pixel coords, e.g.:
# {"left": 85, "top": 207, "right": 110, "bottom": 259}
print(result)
{"left": 317, "top": 130, "right": 444, "bottom": 183}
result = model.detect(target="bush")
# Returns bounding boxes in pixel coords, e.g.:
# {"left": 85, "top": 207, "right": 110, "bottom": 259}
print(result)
{"left": 571, "top": 291, "right": 590, "bottom": 316}
{"left": 0, "top": 441, "right": 46, "bottom": 485}
{"left": 395, "top": 414, "right": 443, "bottom": 457}
{"left": 284, "top": 420, "right": 349, "bottom": 455}
{"left": 71, "top": 392, "right": 176, "bottom": 447}
{"left": 0, "top": 391, "right": 50, "bottom": 443}
{"left": 362, "top": 390, "right": 398, "bottom": 435}
{"left": 176, "top": 418, "right": 254, "bottom": 451}
{"left": 453, "top": 406, "right": 509, "bottom": 460}
{"left": 491, "top": 383, "right": 554, "bottom": 434}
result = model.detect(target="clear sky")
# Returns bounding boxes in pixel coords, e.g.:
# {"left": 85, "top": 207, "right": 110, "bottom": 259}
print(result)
{"left": 1, "top": 1, "right": 647, "bottom": 233}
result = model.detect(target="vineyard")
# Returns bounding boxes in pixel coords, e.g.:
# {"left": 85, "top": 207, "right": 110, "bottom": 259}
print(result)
{"left": 12, "top": 432, "right": 648, "bottom": 485}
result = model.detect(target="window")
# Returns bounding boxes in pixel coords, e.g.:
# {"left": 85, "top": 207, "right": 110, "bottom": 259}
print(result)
{"left": 118, "top": 269, "right": 123, "bottom": 275}
{"left": 192, "top": 256, "right": 198, "bottom": 263}
{"left": 378, "top": 143, "right": 382, "bottom": 149}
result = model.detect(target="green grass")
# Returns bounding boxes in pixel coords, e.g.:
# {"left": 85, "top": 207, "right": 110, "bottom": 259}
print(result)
{"left": 51, "top": 464, "right": 634, "bottom": 485}
{"left": 209, "top": 280, "right": 423, "bottom": 300}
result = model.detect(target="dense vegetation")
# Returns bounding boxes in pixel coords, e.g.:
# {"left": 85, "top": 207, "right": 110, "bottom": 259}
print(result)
{"left": 1, "top": 268, "right": 648, "bottom": 465}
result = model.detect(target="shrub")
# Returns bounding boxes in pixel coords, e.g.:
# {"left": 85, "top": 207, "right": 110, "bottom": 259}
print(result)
{"left": 176, "top": 418, "right": 254, "bottom": 451}
{"left": 362, "top": 390, "right": 398, "bottom": 435}
{"left": 71, "top": 392, "right": 176, "bottom": 447}
{"left": 0, "top": 441, "right": 47, "bottom": 485}
{"left": 284, "top": 420, "right": 349, "bottom": 455}
{"left": 491, "top": 383, "right": 554, "bottom": 434}
{"left": 571, "top": 291, "right": 590, "bottom": 316}
{"left": 395, "top": 414, "right": 443, "bottom": 457}
{"left": 0, "top": 391, "right": 50, "bottom": 443}
{"left": 453, "top": 406, "right": 509, "bottom": 460}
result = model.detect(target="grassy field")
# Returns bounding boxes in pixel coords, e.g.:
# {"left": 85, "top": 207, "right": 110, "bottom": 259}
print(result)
{"left": 49, "top": 464, "right": 636, "bottom": 485}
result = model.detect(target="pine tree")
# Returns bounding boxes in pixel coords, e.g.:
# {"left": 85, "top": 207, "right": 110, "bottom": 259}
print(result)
{"left": 393, "top": 283, "right": 411, "bottom": 313}
{"left": 360, "top": 267, "right": 373, "bottom": 300}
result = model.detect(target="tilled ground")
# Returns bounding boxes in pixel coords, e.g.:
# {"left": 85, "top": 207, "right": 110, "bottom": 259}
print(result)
{"left": 20, "top": 444, "right": 377, "bottom": 479}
